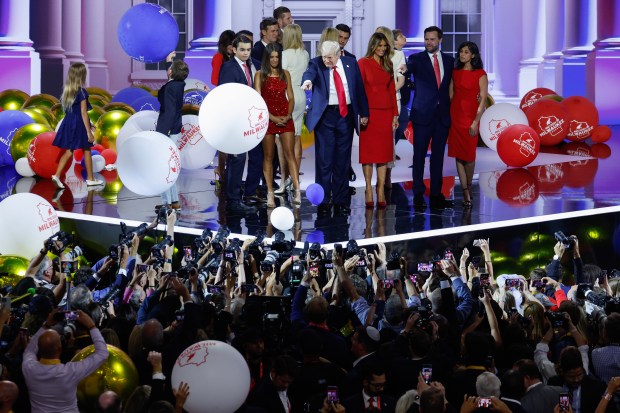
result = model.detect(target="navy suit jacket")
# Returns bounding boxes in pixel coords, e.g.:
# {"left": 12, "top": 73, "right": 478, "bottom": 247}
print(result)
{"left": 301, "top": 55, "right": 369, "bottom": 135}
{"left": 251, "top": 41, "right": 266, "bottom": 70}
{"left": 219, "top": 58, "right": 255, "bottom": 87}
{"left": 156, "top": 79, "right": 185, "bottom": 136}
{"left": 407, "top": 50, "right": 454, "bottom": 127}
{"left": 342, "top": 49, "right": 356, "bottom": 59}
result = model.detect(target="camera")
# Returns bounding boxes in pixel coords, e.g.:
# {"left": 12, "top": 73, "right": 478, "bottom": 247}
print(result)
{"left": 610, "top": 269, "right": 620, "bottom": 279}
{"left": 194, "top": 228, "right": 214, "bottom": 249}
{"left": 327, "top": 386, "right": 339, "bottom": 404}
{"left": 61, "top": 260, "right": 77, "bottom": 275}
{"left": 270, "top": 231, "right": 295, "bottom": 255}
{"left": 308, "top": 242, "right": 322, "bottom": 261}
{"left": 505, "top": 278, "right": 521, "bottom": 289}
{"left": 508, "top": 307, "right": 531, "bottom": 327}
{"left": 260, "top": 251, "right": 279, "bottom": 273}
{"left": 382, "top": 279, "right": 394, "bottom": 289}
{"left": 444, "top": 249, "right": 454, "bottom": 260}
{"left": 211, "top": 226, "right": 231, "bottom": 255}
{"left": 45, "top": 231, "right": 74, "bottom": 255}
{"left": 290, "top": 261, "right": 305, "bottom": 287}
{"left": 545, "top": 311, "right": 567, "bottom": 330}
{"left": 152, "top": 235, "right": 174, "bottom": 262}
{"left": 223, "top": 238, "right": 241, "bottom": 263}
{"left": 554, "top": 231, "right": 574, "bottom": 250}
{"left": 65, "top": 311, "right": 78, "bottom": 321}
{"left": 415, "top": 306, "right": 433, "bottom": 332}
{"left": 532, "top": 279, "right": 546, "bottom": 289}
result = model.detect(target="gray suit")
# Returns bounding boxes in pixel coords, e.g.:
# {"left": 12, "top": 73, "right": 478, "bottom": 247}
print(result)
{"left": 520, "top": 382, "right": 562, "bottom": 413}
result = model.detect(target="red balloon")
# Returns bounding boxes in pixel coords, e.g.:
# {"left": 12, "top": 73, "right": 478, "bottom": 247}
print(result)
{"left": 562, "top": 142, "right": 598, "bottom": 187}
{"left": 496, "top": 124, "right": 540, "bottom": 167}
{"left": 496, "top": 168, "right": 539, "bottom": 206}
{"left": 100, "top": 169, "right": 118, "bottom": 183}
{"left": 527, "top": 163, "right": 566, "bottom": 194}
{"left": 561, "top": 96, "right": 599, "bottom": 142}
{"left": 101, "top": 148, "right": 118, "bottom": 165}
{"left": 30, "top": 179, "right": 74, "bottom": 212}
{"left": 591, "top": 143, "right": 611, "bottom": 159}
{"left": 404, "top": 121, "right": 414, "bottom": 145}
{"left": 525, "top": 99, "right": 569, "bottom": 146}
{"left": 591, "top": 125, "right": 612, "bottom": 143}
{"left": 73, "top": 148, "right": 84, "bottom": 162}
{"left": 520, "top": 88, "right": 557, "bottom": 111}
{"left": 27, "top": 132, "right": 66, "bottom": 179}
{"left": 93, "top": 143, "right": 105, "bottom": 153}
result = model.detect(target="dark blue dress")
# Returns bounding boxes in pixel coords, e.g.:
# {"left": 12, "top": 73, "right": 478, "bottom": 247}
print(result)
{"left": 53, "top": 88, "right": 93, "bottom": 150}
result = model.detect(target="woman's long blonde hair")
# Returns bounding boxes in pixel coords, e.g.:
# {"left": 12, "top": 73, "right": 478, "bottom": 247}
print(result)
{"left": 283, "top": 24, "right": 303, "bottom": 50}
{"left": 375, "top": 26, "right": 395, "bottom": 58}
{"left": 61, "top": 63, "right": 87, "bottom": 112}
{"left": 317, "top": 27, "right": 339, "bottom": 56}
{"left": 364, "top": 32, "right": 394, "bottom": 75}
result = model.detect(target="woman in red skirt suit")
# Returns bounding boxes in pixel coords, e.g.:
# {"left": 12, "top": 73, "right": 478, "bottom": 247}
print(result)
{"left": 447, "top": 41, "right": 488, "bottom": 208}
{"left": 255, "top": 42, "right": 299, "bottom": 208}
{"left": 358, "top": 32, "right": 399, "bottom": 208}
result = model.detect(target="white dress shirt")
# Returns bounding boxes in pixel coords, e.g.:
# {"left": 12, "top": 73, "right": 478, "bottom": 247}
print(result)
{"left": 328, "top": 59, "right": 351, "bottom": 105}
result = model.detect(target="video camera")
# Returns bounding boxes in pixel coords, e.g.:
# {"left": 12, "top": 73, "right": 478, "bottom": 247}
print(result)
{"left": 151, "top": 235, "right": 174, "bottom": 265}
{"left": 260, "top": 251, "right": 279, "bottom": 273}
{"left": 194, "top": 228, "right": 214, "bottom": 250}
{"left": 45, "top": 231, "right": 74, "bottom": 255}
{"left": 554, "top": 231, "right": 575, "bottom": 250}
{"left": 270, "top": 231, "right": 295, "bottom": 256}
{"left": 223, "top": 238, "right": 241, "bottom": 263}
{"left": 211, "top": 226, "right": 231, "bottom": 255}
{"left": 545, "top": 310, "right": 567, "bottom": 330}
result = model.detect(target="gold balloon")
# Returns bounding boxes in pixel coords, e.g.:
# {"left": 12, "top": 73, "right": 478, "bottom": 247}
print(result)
{"left": 135, "top": 84, "right": 152, "bottom": 93}
{"left": 0, "top": 256, "right": 28, "bottom": 278}
{"left": 88, "top": 94, "right": 110, "bottom": 108}
{"left": 0, "top": 89, "right": 29, "bottom": 111}
{"left": 23, "top": 106, "right": 57, "bottom": 129}
{"left": 50, "top": 103, "right": 65, "bottom": 124}
{"left": 301, "top": 122, "right": 315, "bottom": 150}
{"left": 150, "top": 90, "right": 158, "bottom": 97}
{"left": 485, "top": 93, "right": 495, "bottom": 109}
{"left": 72, "top": 345, "right": 139, "bottom": 408}
{"left": 21, "top": 108, "right": 52, "bottom": 128}
{"left": 94, "top": 110, "right": 131, "bottom": 152}
{"left": 85, "top": 87, "right": 112, "bottom": 101}
{"left": 22, "top": 93, "right": 59, "bottom": 109}
{"left": 182, "top": 103, "right": 200, "bottom": 116}
{"left": 102, "top": 102, "right": 136, "bottom": 115}
{"left": 10, "top": 123, "right": 53, "bottom": 161}
{"left": 541, "top": 94, "right": 564, "bottom": 103}
{"left": 87, "top": 106, "right": 106, "bottom": 125}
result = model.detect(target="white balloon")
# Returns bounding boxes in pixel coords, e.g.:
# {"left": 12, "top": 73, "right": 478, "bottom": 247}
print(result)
{"left": 479, "top": 103, "right": 528, "bottom": 151}
{"left": 15, "top": 157, "right": 35, "bottom": 177}
{"left": 117, "top": 131, "right": 181, "bottom": 196}
{"left": 184, "top": 78, "right": 211, "bottom": 93}
{"left": 55, "top": 117, "right": 63, "bottom": 132}
{"left": 174, "top": 115, "right": 217, "bottom": 170}
{"left": 14, "top": 177, "right": 36, "bottom": 194}
{"left": 0, "top": 193, "right": 60, "bottom": 258}
{"left": 270, "top": 206, "right": 295, "bottom": 231}
{"left": 92, "top": 154, "right": 106, "bottom": 173}
{"left": 171, "top": 341, "right": 250, "bottom": 413}
{"left": 199, "top": 83, "right": 268, "bottom": 155}
{"left": 116, "top": 110, "right": 159, "bottom": 151}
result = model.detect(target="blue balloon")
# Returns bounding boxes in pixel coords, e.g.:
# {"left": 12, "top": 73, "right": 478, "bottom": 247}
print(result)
{"left": 0, "top": 110, "right": 35, "bottom": 166}
{"left": 306, "top": 183, "right": 325, "bottom": 206}
{"left": 80, "top": 150, "right": 101, "bottom": 169}
{"left": 112, "top": 87, "right": 151, "bottom": 105}
{"left": 117, "top": 3, "right": 179, "bottom": 63}
{"left": 306, "top": 229, "right": 325, "bottom": 244}
{"left": 183, "top": 90, "right": 208, "bottom": 106}
{"left": 0, "top": 166, "right": 19, "bottom": 201}
{"left": 131, "top": 95, "right": 160, "bottom": 112}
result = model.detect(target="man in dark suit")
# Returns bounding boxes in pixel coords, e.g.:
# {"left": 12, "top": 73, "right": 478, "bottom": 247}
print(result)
{"left": 251, "top": 18, "right": 279, "bottom": 69}
{"left": 336, "top": 23, "right": 355, "bottom": 58}
{"left": 513, "top": 358, "right": 562, "bottom": 413}
{"left": 302, "top": 40, "right": 369, "bottom": 215}
{"left": 341, "top": 361, "right": 396, "bottom": 413}
{"left": 218, "top": 35, "right": 258, "bottom": 213}
{"left": 407, "top": 26, "right": 454, "bottom": 210}
{"left": 246, "top": 355, "right": 299, "bottom": 413}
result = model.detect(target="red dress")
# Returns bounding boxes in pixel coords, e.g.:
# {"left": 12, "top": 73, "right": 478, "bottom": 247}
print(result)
{"left": 448, "top": 68, "right": 487, "bottom": 162}
{"left": 261, "top": 75, "right": 294, "bottom": 135}
{"left": 358, "top": 57, "right": 398, "bottom": 164}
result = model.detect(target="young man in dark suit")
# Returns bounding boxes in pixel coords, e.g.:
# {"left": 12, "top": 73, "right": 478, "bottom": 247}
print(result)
{"left": 336, "top": 23, "right": 355, "bottom": 58}
{"left": 341, "top": 361, "right": 396, "bottom": 413}
{"left": 302, "top": 40, "right": 369, "bottom": 215}
{"left": 407, "top": 26, "right": 454, "bottom": 210}
{"left": 247, "top": 355, "right": 298, "bottom": 413}
{"left": 251, "top": 18, "right": 279, "bottom": 69}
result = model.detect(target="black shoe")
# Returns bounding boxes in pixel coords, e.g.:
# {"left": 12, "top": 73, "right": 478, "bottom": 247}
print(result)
{"left": 413, "top": 195, "right": 426, "bottom": 208}
{"left": 317, "top": 203, "right": 331, "bottom": 216}
{"left": 226, "top": 200, "right": 257, "bottom": 213}
{"left": 334, "top": 204, "right": 351, "bottom": 215}
{"left": 429, "top": 194, "right": 454, "bottom": 210}
{"left": 244, "top": 194, "right": 266, "bottom": 204}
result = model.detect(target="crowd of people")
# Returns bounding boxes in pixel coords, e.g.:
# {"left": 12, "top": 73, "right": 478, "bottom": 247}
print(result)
{"left": 1, "top": 209, "right": 619, "bottom": 413}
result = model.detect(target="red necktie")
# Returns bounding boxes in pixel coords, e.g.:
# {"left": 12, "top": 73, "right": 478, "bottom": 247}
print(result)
{"left": 433, "top": 53, "right": 441, "bottom": 88}
{"left": 243, "top": 63, "right": 252, "bottom": 86}
{"left": 333, "top": 67, "right": 348, "bottom": 117}
{"left": 368, "top": 396, "right": 375, "bottom": 409}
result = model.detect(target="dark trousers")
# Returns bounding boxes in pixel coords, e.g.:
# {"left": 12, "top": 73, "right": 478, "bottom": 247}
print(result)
{"left": 245, "top": 143, "right": 263, "bottom": 196}
{"left": 412, "top": 106, "right": 449, "bottom": 197}
{"left": 314, "top": 106, "right": 354, "bottom": 206}
{"left": 225, "top": 152, "right": 246, "bottom": 202}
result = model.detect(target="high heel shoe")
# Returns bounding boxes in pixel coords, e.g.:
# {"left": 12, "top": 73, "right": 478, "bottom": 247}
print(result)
{"left": 293, "top": 190, "right": 301, "bottom": 206}
{"left": 267, "top": 191, "right": 276, "bottom": 208}
{"left": 365, "top": 188, "right": 374, "bottom": 208}
{"left": 376, "top": 187, "right": 387, "bottom": 208}
{"left": 274, "top": 176, "right": 292, "bottom": 195}
{"left": 462, "top": 187, "right": 473, "bottom": 208}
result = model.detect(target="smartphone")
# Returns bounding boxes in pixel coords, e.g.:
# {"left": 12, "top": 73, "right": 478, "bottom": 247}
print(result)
{"left": 65, "top": 311, "right": 78, "bottom": 321}
{"left": 480, "top": 273, "right": 490, "bottom": 287}
{"left": 241, "top": 284, "right": 257, "bottom": 293}
{"left": 183, "top": 246, "right": 193, "bottom": 262}
{"left": 327, "top": 386, "right": 339, "bottom": 404}
{"left": 473, "top": 239, "right": 482, "bottom": 247}
{"left": 334, "top": 244, "right": 343, "bottom": 257}
{"left": 61, "top": 260, "right": 77, "bottom": 275}
{"left": 309, "top": 265, "right": 319, "bottom": 277}
{"left": 260, "top": 264, "right": 274, "bottom": 272}
{"left": 471, "top": 256, "right": 482, "bottom": 270}
{"left": 444, "top": 250, "right": 454, "bottom": 260}
{"left": 136, "top": 264, "right": 150, "bottom": 273}
{"left": 382, "top": 279, "right": 394, "bottom": 289}
{"left": 478, "top": 398, "right": 492, "bottom": 408}
{"left": 422, "top": 365, "right": 432, "bottom": 384}
{"left": 532, "top": 279, "right": 545, "bottom": 289}
{"left": 207, "top": 285, "right": 224, "bottom": 294}
{"left": 559, "top": 392, "right": 570, "bottom": 412}
{"left": 418, "top": 263, "right": 433, "bottom": 272}
{"left": 506, "top": 278, "right": 520, "bottom": 289}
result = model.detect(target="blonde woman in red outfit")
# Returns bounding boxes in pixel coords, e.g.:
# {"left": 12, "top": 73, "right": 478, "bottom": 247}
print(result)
{"left": 358, "top": 32, "right": 399, "bottom": 208}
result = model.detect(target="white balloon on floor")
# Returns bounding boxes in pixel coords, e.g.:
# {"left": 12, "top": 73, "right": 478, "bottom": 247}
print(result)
{"left": 0, "top": 193, "right": 60, "bottom": 258}
{"left": 92, "top": 154, "right": 106, "bottom": 172}
{"left": 171, "top": 341, "right": 250, "bottom": 413}
{"left": 270, "top": 206, "right": 295, "bottom": 231}
{"left": 198, "top": 83, "right": 268, "bottom": 155}
{"left": 116, "top": 110, "right": 159, "bottom": 151}
{"left": 117, "top": 131, "right": 181, "bottom": 196}
{"left": 173, "top": 115, "right": 217, "bottom": 170}
{"left": 479, "top": 103, "right": 528, "bottom": 151}
{"left": 15, "top": 157, "right": 35, "bottom": 177}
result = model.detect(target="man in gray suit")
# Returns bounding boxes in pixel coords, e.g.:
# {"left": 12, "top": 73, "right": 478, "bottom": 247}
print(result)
{"left": 514, "top": 359, "right": 562, "bottom": 413}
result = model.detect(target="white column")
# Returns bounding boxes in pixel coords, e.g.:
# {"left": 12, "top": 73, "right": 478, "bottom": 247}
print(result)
{"left": 231, "top": 0, "right": 254, "bottom": 33}
{"left": 351, "top": 0, "right": 365, "bottom": 58}
{"left": 62, "top": 0, "right": 84, "bottom": 65}
{"left": 518, "top": 0, "right": 546, "bottom": 96}
{"left": 0, "top": 0, "right": 41, "bottom": 94}
{"left": 399, "top": 0, "right": 435, "bottom": 53}
{"left": 81, "top": 0, "right": 109, "bottom": 89}
{"left": 28, "top": 0, "right": 62, "bottom": 95}
{"left": 537, "top": 0, "right": 565, "bottom": 90}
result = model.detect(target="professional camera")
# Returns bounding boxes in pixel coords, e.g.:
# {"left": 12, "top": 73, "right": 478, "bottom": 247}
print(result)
{"left": 45, "top": 231, "right": 74, "bottom": 255}
{"left": 260, "top": 251, "right": 279, "bottom": 273}
{"left": 223, "top": 238, "right": 241, "bottom": 263}
{"left": 308, "top": 242, "right": 322, "bottom": 261}
{"left": 290, "top": 260, "right": 306, "bottom": 287}
{"left": 554, "top": 231, "right": 574, "bottom": 250}
{"left": 270, "top": 231, "right": 295, "bottom": 255}
{"left": 247, "top": 230, "right": 266, "bottom": 262}
{"left": 508, "top": 307, "right": 531, "bottom": 328}
{"left": 151, "top": 235, "right": 174, "bottom": 263}
{"left": 345, "top": 240, "right": 361, "bottom": 259}
{"left": 545, "top": 310, "right": 567, "bottom": 330}
{"left": 177, "top": 264, "right": 198, "bottom": 280}
{"left": 119, "top": 222, "right": 148, "bottom": 246}
{"left": 415, "top": 306, "right": 433, "bottom": 332}
{"left": 211, "top": 226, "right": 231, "bottom": 254}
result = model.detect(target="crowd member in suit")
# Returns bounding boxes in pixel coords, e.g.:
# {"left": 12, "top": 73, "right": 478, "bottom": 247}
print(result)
{"left": 357, "top": 32, "right": 399, "bottom": 208}
{"left": 336, "top": 23, "right": 355, "bottom": 58}
{"left": 499, "top": 369, "right": 527, "bottom": 413}
{"left": 341, "top": 326, "right": 382, "bottom": 398}
{"left": 341, "top": 361, "right": 396, "bottom": 413}
{"left": 254, "top": 42, "right": 300, "bottom": 207}
{"left": 251, "top": 18, "right": 279, "bottom": 70}
{"left": 247, "top": 355, "right": 299, "bottom": 413}
{"left": 513, "top": 358, "right": 563, "bottom": 413}
{"left": 218, "top": 35, "right": 258, "bottom": 213}
{"left": 302, "top": 40, "right": 369, "bottom": 216}
{"left": 281, "top": 24, "right": 309, "bottom": 193}
{"left": 156, "top": 54, "right": 188, "bottom": 212}
{"left": 274, "top": 6, "right": 293, "bottom": 34}
{"left": 407, "top": 26, "right": 454, "bottom": 210}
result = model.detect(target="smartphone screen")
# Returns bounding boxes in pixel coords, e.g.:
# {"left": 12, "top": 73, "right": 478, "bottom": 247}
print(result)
{"left": 183, "top": 246, "right": 193, "bottom": 262}
{"left": 137, "top": 264, "right": 150, "bottom": 273}
{"left": 207, "top": 285, "right": 223, "bottom": 294}
{"left": 478, "top": 398, "right": 491, "bottom": 408}
{"left": 417, "top": 263, "right": 433, "bottom": 272}
{"left": 382, "top": 279, "right": 394, "bottom": 289}
{"left": 444, "top": 250, "right": 454, "bottom": 260}
{"left": 242, "top": 284, "right": 257, "bottom": 293}
{"left": 61, "top": 260, "right": 77, "bottom": 274}
{"left": 480, "top": 273, "right": 490, "bottom": 287}
{"left": 559, "top": 393, "right": 570, "bottom": 412}
{"left": 471, "top": 256, "right": 481, "bottom": 269}
{"left": 422, "top": 365, "right": 432, "bottom": 384}
{"left": 327, "top": 386, "right": 339, "bottom": 404}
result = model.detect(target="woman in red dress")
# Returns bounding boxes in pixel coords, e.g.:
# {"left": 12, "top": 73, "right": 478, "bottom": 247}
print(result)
{"left": 255, "top": 42, "right": 299, "bottom": 208}
{"left": 448, "top": 41, "right": 488, "bottom": 208}
{"left": 358, "top": 32, "right": 399, "bottom": 208}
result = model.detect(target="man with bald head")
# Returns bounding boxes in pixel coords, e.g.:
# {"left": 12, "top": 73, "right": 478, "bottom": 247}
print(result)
{"left": 0, "top": 381, "right": 18, "bottom": 413}
{"left": 22, "top": 309, "right": 108, "bottom": 413}
{"left": 96, "top": 391, "right": 121, "bottom": 413}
